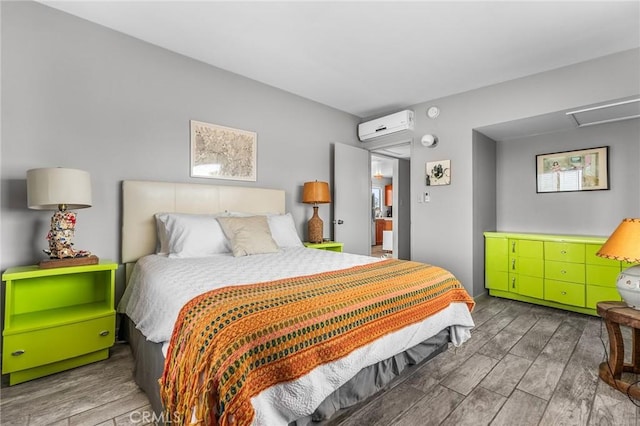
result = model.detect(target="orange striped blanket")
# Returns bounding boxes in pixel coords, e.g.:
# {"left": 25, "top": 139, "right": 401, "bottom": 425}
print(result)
{"left": 160, "top": 259, "right": 474, "bottom": 425}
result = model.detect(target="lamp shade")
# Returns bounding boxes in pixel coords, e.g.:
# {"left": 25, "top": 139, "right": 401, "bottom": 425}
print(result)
{"left": 596, "top": 218, "right": 640, "bottom": 263}
{"left": 597, "top": 218, "right": 640, "bottom": 309}
{"left": 302, "top": 181, "right": 331, "bottom": 204}
{"left": 27, "top": 168, "right": 92, "bottom": 210}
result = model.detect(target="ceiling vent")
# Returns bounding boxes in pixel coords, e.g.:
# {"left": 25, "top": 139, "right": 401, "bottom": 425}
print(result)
{"left": 566, "top": 98, "right": 640, "bottom": 127}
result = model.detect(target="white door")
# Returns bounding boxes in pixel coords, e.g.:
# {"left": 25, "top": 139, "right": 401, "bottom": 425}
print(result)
{"left": 333, "top": 143, "right": 371, "bottom": 255}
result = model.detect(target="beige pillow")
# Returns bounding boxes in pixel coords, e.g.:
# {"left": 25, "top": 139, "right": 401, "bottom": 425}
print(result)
{"left": 217, "top": 216, "right": 279, "bottom": 257}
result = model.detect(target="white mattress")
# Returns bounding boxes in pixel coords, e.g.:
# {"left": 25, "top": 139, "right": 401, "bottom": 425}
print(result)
{"left": 118, "top": 247, "right": 475, "bottom": 425}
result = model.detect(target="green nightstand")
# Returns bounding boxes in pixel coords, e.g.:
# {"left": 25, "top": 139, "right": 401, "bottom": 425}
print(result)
{"left": 2, "top": 261, "right": 118, "bottom": 385}
{"left": 303, "top": 242, "right": 344, "bottom": 253}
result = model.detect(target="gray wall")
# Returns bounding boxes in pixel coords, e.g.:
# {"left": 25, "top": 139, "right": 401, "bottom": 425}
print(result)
{"left": 472, "top": 131, "right": 498, "bottom": 297}
{"left": 496, "top": 119, "right": 640, "bottom": 234}
{"left": 408, "top": 48, "right": 640, "bottom": 296}
{"left": 2, "top": 2, "right": 640, "bottom": 302}
{"left": 470, "top": 120, "right": 640, "bottom": 298}
{"left": 1, "top": 2, "right": 360, "bottom": 289}
{"left": 395, "top": 158, "right": 411, "bottom": 260}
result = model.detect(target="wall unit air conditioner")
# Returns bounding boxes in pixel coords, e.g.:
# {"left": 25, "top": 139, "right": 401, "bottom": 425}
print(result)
{"left": 358, "top": 110, "right": 415, "bottom": 141}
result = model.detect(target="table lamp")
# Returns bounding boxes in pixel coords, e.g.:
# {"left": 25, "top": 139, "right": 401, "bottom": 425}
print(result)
{"left": 302, "top": 181, "right": 331, "bottom": 244}
{"left": 27, "top": 167, "right": 96, "bottom": 266}
{"left": 596, "top": 218, "right": 640, "bottom": 309}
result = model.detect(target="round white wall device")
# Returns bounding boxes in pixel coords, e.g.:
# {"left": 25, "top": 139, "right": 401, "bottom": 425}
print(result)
{"left": 427, "top": 106, "right": 440, "bottom": 119}
{"left": 421, "top": 134, "right": 438, "bottom": 147}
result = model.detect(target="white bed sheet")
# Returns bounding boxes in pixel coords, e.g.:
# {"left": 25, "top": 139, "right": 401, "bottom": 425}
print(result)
{"left": 118, "top": 247, "right": 381, "bottom": 344}
{"left": 118, "top": 247, "right": 475, "bottom": 425}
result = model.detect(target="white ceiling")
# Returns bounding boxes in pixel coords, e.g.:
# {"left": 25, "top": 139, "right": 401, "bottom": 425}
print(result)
{"left": 40, "top": 1, "right": 640, "bottom": 119}
{"left": 371, "top": 154, "right": 395, "bottom": 179}
{"left": 477, "top": 95, "right": 640, "bottom": 141}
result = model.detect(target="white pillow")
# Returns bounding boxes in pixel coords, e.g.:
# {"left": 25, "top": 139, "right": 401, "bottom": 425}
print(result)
{"left": 268, "top": 213, "right": 303, "bottom": 248}
{"left": 217, "top": 216, "right": 279, "bottom": 257}
{"left": 224, "top": 211, "right": 256, "bottom": 217}
{"left": 225, "top": 211, "right": 280, "bottom": 218}
{"left": 154, "top": 213, "right": 230, "bottom": 258}
{"left": 154, "top": 213, "right": 171, "bottom": 255}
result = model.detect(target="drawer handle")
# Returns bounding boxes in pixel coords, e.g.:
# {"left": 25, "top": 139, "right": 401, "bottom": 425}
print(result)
{"left": 561, "top": 270, "right": 566, "bottom": 274}
{"left": 512, "top": 259, "right": 516, "bottom": 270}
{"left": 99, "top": 330, "right": 110, "bottom": 337}
{"left": 512, "top": 242, "right": 516, "bottom": 253}
{"left": 512, "top": 277, "right": 516, "bottom": 288}
{"left": 561, "top": 291, "right": 567, "bottom": 295}
{"left": 11, "top": 350, "right": 25, "bottom": 356}
{"left": 561, "top": 250, "right": 567, "bottom": 254}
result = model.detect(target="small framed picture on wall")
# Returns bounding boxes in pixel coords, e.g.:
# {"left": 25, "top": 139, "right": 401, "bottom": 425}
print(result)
{"left": 536, "top": 146, "right": 609, "bottom": 193}
{"left": 426, "top": 160, "right": 451, "bottom": 186}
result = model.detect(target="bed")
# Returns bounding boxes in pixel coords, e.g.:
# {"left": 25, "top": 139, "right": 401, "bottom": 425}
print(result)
{"left": 118, "top": 180, "right": 475, "bottom": 425}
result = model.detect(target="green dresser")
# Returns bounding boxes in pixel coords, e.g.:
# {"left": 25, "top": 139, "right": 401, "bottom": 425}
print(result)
{"left": 484, "top": 232, "right": 625, "bottom": 316}
{"left": 2, "top": 261, "right": 117, "bottom": 385}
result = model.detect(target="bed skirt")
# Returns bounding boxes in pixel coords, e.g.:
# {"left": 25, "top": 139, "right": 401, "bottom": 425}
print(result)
{"left": 123, "top": 316, "right": 450, "bottom": 424}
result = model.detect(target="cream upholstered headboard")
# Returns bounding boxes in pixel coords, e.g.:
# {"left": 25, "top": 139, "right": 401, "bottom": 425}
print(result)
{"left": 122, "top": 180, "right": 286, "bottom": 265}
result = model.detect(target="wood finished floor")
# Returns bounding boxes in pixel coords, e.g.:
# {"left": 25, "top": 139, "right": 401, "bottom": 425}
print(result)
{"left": 370, "top": 245, "right": 390, "bottom": 258}
{"left": 1, "top": 295, "right": 639, "bottom": 425}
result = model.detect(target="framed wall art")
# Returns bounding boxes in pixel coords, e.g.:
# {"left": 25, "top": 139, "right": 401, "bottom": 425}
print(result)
{"left": 536, "top": 146, "right": 608, "bottom": 193}
{"left": 190, "top": 120, "right": 257, "bottom": 181}
{"left": 426, "top": 160, "right": 451, "bottom": 186}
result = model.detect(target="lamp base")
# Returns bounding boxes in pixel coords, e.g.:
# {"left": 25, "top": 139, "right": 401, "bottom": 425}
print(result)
{"left": 46, "top": 209, "right": 92, "bottom": 260}
{"left": 308, "top": 206, "right": 324, "bottom": 244}
{"left": 617, "top": 265, "right": 640, "bottom": 310}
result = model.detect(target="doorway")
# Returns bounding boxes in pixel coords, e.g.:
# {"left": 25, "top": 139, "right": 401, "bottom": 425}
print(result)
{"left": 332, "top": 142, "right": 411, "bottom": 258}
{"left": 369, "top": 141, "right": 411, "bottom": 259}
{"left": 371, "top": 154, "right": 394, "bottom": 257}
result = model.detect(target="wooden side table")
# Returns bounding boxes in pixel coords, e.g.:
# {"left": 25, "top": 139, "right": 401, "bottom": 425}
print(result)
{"left": 596, "top": 301, "right": 640, "bottom": 399}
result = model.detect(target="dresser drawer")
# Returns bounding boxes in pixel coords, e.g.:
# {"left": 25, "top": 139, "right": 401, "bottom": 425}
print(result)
{"left": 545, "top": 280, "right": 585, "bottom": 307}
{"left": 514, "top": 274, "right": 544, "bottom": 299}
{"left": 545, "top": 260, "right": 585, "bottom": 283}
{"left": 486, "top": 270, "right": 508, "bottom": 291}
{"left": 510, "top": 257, "right": 544, "bottom": 277}
{"left": 2, "top": 315, "right": 114, "bottom": 373}
{"left": 545, "top": 242, "right": 585, "bottom": 263}
{"left": 486, "top": 238, "right": 508, "bottom": 272}
{"left": 585, "top": 244, "right": 620, "bottom": 267}
{"left": 586, "top": 285, "right": 622, "bottom": 309}
{"left": 586, "top": 265, "right": 620, "bottom": 288}
{"left": 510, "top": 239, "right": 543, "bottom": 258}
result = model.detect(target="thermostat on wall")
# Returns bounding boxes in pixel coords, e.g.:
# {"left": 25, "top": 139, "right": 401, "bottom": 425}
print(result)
{"left": 421, "top": 134, "right": 438, "bottom": 147}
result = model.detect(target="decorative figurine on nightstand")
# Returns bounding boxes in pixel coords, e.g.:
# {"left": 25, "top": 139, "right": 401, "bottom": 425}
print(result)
{"left": 27, "top": 167, "right": 97, "bottom": 267}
